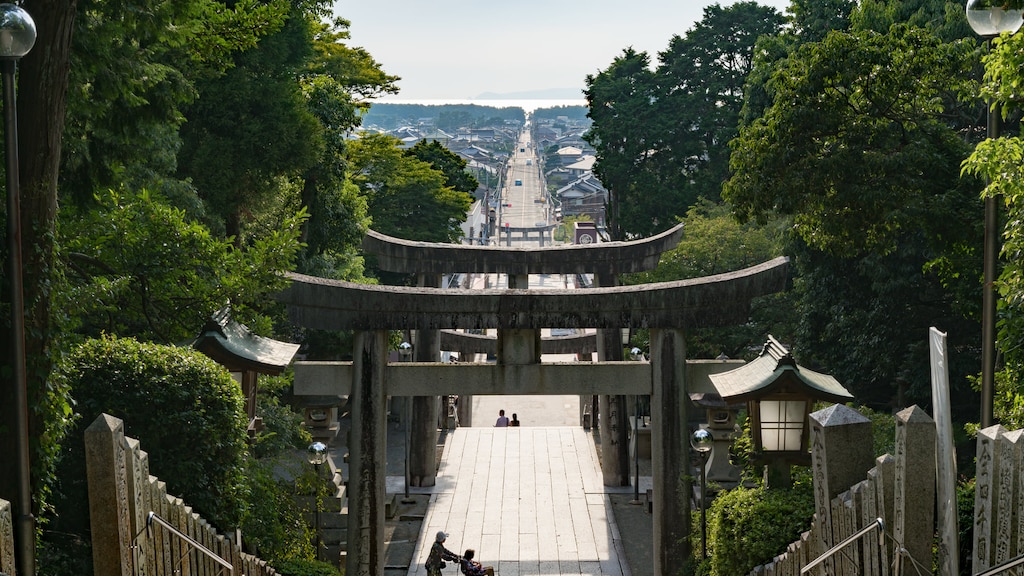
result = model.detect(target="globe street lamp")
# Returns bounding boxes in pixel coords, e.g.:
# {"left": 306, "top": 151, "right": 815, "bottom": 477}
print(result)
{"left": 965, "top": 0, "right": 1023, "bottom": 428}
{"left": 399, "top": 341, "right": 415, "bottom": 503}
{"left": 629, "top": 347, "right": 644, "bottom": 505}
{"left": 0, "top": 5, "right": 37, "bottom": 576}
{"left": 691, "top": 428, "right": 713, "bottom": 560}
{"left": 307, "top": 441, "right": 328, "bottom": 559}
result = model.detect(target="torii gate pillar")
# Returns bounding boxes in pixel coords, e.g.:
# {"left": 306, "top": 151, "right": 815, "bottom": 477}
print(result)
{"left": 346, "top": 330, "right": 388, "bottom": 576}
{"left": 651, "top": 328, "right": 692, "bottom": 574}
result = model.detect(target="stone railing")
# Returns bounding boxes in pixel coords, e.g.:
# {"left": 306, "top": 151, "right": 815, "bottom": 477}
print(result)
{"left": 85, "top": 413, "right": 279, "bottom": 576}
{"left": 1, "top": 497, "right": 13, "bottom": 574}
{"left": 749, "top": 404, "right": 936, "bottom": 576}
{"left": 972, "top": 424, "right": 1024, "bottom": 574}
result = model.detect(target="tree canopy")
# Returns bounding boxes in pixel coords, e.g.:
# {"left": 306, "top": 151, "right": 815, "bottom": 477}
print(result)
{"left": 349, "top": 133, "right": 472, "bottom": 243}
{"left": 585, "top": 2, "right": 785, "bottom": 239}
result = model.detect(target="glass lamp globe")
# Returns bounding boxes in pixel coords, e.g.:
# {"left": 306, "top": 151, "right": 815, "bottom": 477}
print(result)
{"left": 0, "top": 4, "right": 36, "bottom": 59}
{"left": 307, "top": 441, "right": 328, "bottom": 465}
{"left": 966, "top": 0, "right": 1024, "bottom": 37}
{"left": 690, "top": 428, "right": 713, "bottom": 454}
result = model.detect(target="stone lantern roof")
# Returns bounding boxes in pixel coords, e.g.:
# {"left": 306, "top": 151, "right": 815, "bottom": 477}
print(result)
{"left": 708, "top": 335, "right": 853, "bottom": 404}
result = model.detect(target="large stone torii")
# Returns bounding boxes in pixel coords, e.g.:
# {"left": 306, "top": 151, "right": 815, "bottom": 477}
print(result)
{"left": 278, "top": 224, "right": 789, "bottom": 576}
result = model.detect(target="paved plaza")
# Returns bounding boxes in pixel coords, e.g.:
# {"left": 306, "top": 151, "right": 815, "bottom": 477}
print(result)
{"left": 402, "top": 425, "right": 634, "bottom": 576}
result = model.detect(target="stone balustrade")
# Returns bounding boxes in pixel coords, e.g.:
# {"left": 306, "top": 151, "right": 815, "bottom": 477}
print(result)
{"left": 83, "top": 413, "right": 279, "bottom": 576}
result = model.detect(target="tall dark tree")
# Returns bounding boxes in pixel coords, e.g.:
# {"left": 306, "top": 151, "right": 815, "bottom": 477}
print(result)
{"left": 724, "top": 18, "right": 984, "bottom": 412}
{"left": 348, "top": 134, "right": 472, "bottom": 244}
{"left": 584, "top": 48, "right": 658, "bottom": 240}
{"left": 178, "top": 1, "right": 323, "bottom": 239}
{"left": 585, "top": 3, "right": 784, "bottom": 239}
{"left": 405, "top": 140, "right": 479, "bottom": 195}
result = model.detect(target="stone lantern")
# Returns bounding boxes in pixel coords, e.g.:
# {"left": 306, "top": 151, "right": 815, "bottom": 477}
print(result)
{"left": 709, "top": 335, "right": 853, "bottom": 488}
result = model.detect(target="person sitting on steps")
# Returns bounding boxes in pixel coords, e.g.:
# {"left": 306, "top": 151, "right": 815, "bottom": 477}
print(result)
{"left": 459, "top": 548, "right": 495, "bottom": 576}
{"left": 509, "top": 413, "right": 520, "bottom": 427}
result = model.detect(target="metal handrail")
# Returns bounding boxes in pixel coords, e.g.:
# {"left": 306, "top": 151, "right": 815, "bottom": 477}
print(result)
{"left": 146, "top": 511, "right": 233, "bottom": 573}
{"left": 801, "top": 517, "right": 885, "bottom": 575}
{"left": 975, "top": 554, "right": 1024, "bottom": 576}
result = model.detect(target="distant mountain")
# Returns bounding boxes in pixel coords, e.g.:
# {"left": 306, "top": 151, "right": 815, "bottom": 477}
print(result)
{"left": 473, "top": 87, "right": 585, "bottom": 100}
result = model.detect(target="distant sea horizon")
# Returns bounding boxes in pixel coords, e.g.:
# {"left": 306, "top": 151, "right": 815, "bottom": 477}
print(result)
{"left": 371, "top": 97, "right": 587, "bottom": 113}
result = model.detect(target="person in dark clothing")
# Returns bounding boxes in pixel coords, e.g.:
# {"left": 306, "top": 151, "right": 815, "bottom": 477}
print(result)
{"left": 509, "top": 413, "right": 521, "bottom": 427}
{"left": 459, "top": 548, "right": 494, "bottom": 576}
{"left": 426, "top": 531, "right": 460, "bottom": 576}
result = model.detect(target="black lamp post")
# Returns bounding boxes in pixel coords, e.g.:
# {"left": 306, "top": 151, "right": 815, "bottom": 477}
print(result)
{"left": 965, "top": 0, "right": 1023, "bottom": 428}
{"left": 399, "top": 341, "right": 415, "bottom": 503}
{"left": 307, "top": 441, "right": 328, "bottom": 559}
{"left": 629, "top": 347, "right": 644, "bottom": 505}
{"left": 691, "top": 428, "right": 713, "bottom": 560}
{"left": 0, "top": 5, "right": 37, "bottom": 576}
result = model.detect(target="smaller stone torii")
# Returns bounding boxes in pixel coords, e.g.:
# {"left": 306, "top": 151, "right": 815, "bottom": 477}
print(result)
{"left": 278, "top": 224, "right": 789, "bottom": 576}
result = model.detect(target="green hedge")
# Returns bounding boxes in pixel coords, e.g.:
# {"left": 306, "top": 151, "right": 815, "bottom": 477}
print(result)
{"left": 704, "top": 482, "right": 815, "bottom": 576}
{"left": 53, "top": 336, "right": 249, "bottom": 531}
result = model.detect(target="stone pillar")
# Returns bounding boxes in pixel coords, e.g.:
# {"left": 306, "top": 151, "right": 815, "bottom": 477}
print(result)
{"left": 1, "top": 499, "right": 15, "bottom": 576}
{"left": 84, "top": 414, "right": 133, "bottom": 576}
{"left": 650, "top": 328, "right": 689, "bottom": 574}
{"left": 595, "top": 271, "right": 629, "bottom": 487}
{"left": 410, "top": 328, "right": 439, "bottom": 486}
{"left": 808, "top": 404, "right": 873, "bottom": 570}
{"left": 346, "top": 330, "right": 388, "bottom": 576}
{"left": 410, "top": 273, "right": 442, "bottom": 487}
{"left": 893, "top": 406, "right": 935, "bottom": 573}
{"left": 597, "top": 328, "right": 629, "bottom": 486}
{"left": 972, "top": 425, "right": 1003, "bottom": 574}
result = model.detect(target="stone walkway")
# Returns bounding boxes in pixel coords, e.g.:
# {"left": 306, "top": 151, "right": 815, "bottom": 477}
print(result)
{"left": 401, "top": 426, "right": 636, "bottom": 576}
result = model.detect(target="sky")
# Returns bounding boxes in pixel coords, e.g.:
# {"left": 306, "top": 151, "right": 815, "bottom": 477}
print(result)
{"left": 332, "top": 0, "right": 792, "bottom": 101}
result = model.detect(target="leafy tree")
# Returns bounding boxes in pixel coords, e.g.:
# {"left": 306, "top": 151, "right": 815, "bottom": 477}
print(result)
{"left": 405, "top": 140, "right": 480, "bottom": 195}
{"left": 50, "top": 336, "right": 249, "bottom": 538}
{"left": 348, "top": 133, "right": 472, "bottom": 243}
{"left": 725, "top": 25, "right": 977, "bottom": 257}
{"left": 622, "top": 200, "right": 792, "bottom": 360}
{"left": 963, "top": 29, "right": 1024, "bottom": 427}
{"left": 178, "top": 0, "right": 323, "bottom": 239}
{"left": 584, "top": 48, "right": 659, "bottom": 240}
{"left": 61, "top": 190, "right": 304, "bottom": 344}
{"left": 585, "top": 3, "right": 785, "bottom": 239}
{"left": 725, "top": 15, "right": 985, "bottom": 413}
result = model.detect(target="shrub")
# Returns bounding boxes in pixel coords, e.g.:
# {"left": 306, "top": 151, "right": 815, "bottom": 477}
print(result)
{"left": 51, "top": 336, "right": 249, "bottom": 535}
{"left": 272, "top": 558, "right": 343, "bottom": 576}
{"left": 705, "top": 482, "right": 815, "bottom": 576}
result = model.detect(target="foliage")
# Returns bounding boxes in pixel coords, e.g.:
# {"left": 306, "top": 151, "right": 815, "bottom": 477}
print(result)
{"left": 177, "top": 1, "right": 323, "bottom": 238}
{"left": 725, "top": 24, "right": 977, "bottom": 258}
{"left": 552, "top": 215, "right": 593, "bottom": 243}
{"left": 405, "top": 140, "right": 480, "bottom": 195}
{"left": 273, "top": 558, "right": 343, "bottom": 576}
{"left": 60, "top": 0, "right": 288, "bottom": 212}
{"left": 241, "top": 384, "right": 323, "bottom": 563}
{"left": 703, "top": 481, "right": 815, "bottom": 576}
{"left": 348, "top": 133, "right": 472, "bottom": 243}
{"left": 61, "top": 189, "right": 304, "bottom": 344}
{"left": 957, "top": 477, "right": 975, "bottom": 576}
{"left": 621, "top": 200, "right": 790, "bottom": 359}
{"left": 49, "top": 336, "right": 249, "bottom": 537}
{"left": 585, "top": 3, "right": 785, "bottom": 239}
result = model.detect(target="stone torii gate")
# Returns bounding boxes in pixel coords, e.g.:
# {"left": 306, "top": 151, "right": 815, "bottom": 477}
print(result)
{"left": 278, "top": 227, "right": 789, "bottom": 576}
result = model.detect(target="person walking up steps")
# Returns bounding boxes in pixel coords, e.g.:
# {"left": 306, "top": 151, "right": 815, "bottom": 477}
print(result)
{"left": 494, "top": 409, "right": 509, "bottom": 427}
{"left": 426, "top": 531, "right": 460, "bottom": 576}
